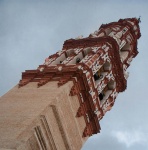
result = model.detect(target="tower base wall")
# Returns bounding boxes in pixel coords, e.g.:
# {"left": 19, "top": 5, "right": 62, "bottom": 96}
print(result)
{"left": 0, "top": 81, "right": 87, "bottom": 150}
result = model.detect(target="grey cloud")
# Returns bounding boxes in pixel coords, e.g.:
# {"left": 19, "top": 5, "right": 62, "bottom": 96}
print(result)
{"left": 82, "top": 132, "right": 126, "bottom": 150}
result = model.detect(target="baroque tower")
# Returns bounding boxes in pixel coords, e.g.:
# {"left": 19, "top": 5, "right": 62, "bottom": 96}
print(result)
{"left": 0, "top": 18, "right": 141, "bottom": 150}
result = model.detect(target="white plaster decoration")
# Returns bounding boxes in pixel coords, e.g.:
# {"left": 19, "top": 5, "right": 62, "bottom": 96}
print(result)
{"left": 122, "top": 27, "right": 128, "bottom": 34}
{"left": 89, "top": 90, "right": 96, "bottom": 100}
{"left": 81, "top": 55, "right": 92, "bottom": 64}
{"left": 123, "top": 64, "right": 127, "bottom": 71}
{"left": 120, "top": 51, "right": 129, "bottom": 62}
{"left": 67, "top": 52, "right": 83, "bottom": 64}
{"left": 102, "top": 90, "right": 112, "bottom": 103}
{"left": 92, "top": 61, "right": 102, "bottom": 75}
{"left": 96, "top": 72, "right": 108, "bottom": 90}
{"left": 102, "top": 44, "right": 107, "bottom": 50}
{"left": 75, "top": 35, "right": 83, "bottom": 39}
{"left": 105, "top": 28, "right": 112, "bottom": 35}
{"left": 113, "top": 36, "right": 121, "bottom": 45}
{"left": 133, "top": 25, "right": 137, "bottom": 30}
{"left": 97, "top": 81, "right": 107, "bottom": 94}
{"left": 102, "top": 53, "right": 109, "bottom": 62}
{"left": 66, "top": 49, "right": 74, "bottom": 56}
{"left": 92, "top": 77, "right": 96, "bottom": 87}
{"left": 77, "top": 64, "right": 99, "bottom": 107}
{"left": 97, "top": 32, "right": 105, "bottom": 37}
{"left": 45, "top": 57, "right": 56, "bottom": 65}
{"left": 44, "top": 57, "right": 50, "bottom": 65}
{"left": 109, "top": 31, "right": 115, "bottom": 37}
{"left": 62, "top": 56, "right": 74, "bottom": 64}
{"left": 102, "top": 44, "right": 110, "bottom": 53}
{"left": 78, "top": 65, "right": 83, "bottom": 70}
{"left": 44, "top": 50, "right": 67, "bottom": 66}
{"left": 39, "top": 67, "right": 44, "bottom": 72}
{"left": 115, "top": 31, "right": 123, "bottom": 39}
{"left": 83, "top": 47, "right": 92, "bottom": 56}
{"left": 88, "top": 79, "right": 93, "bottom": 91}
{"left": 124, "top": 71, "right": 129, "bottom": 79}
{"left": 106, "top": 71, "right": 113, "bottom": 81}
{"left": 127, "top": 56, "right": 133, "bottom": 65}
{"left": 112, "top": 26, "right": 120, "bottom": 31}
{"left": 93, "top": 98, "right": 97, "bottom": 104}
{"left": 80, "top": 93, "right": 84, "bottom": 102}
{"left": 103, "top": 61, "right": 111, "bottom": 71}
{"left": 83, "top": 70, "right": 87, "bottom": 74}
{"left": 81, "top": 70, "right": 96, "bottom": 99}
{"left": 126, "top": 34, "right": 132, "bottom": 43}
{"left": 127, "top": 20, "right": 134, "bottom": 25}
{"left": 96, "top": 110, "right": 102, "bottom": 119}
{"left": 91, "top": 53, "right": 106, "bottom": 74}
{"left": 104, "top": 46, "right": 109, "bottom": 52}
{"left": 109, "top": 30, "right": 126, "bottom": 46}
{"left": 119, "top": 40, "right": 126, "bottom": 49}
{"left": 51, "top": 53, "right": 66, "bottom": 65}
{"left": 86, "top": 72, "right": 91, "bottom": 80}
{"left": 90, "top": 33, "right": 98, "bottom": 37}
{"left": 86, "top": 113, "right": 90, "bottom": 122}
{"left": 102, "top": 99, "right": 115, "bottom": 114}
{"left": 94, "top": 107, "right": 99, "bottom": 115}
{"left": 106, "top": 58, "right": 111, "bottom": 63}
{"left": 109, "top": 31, "right": 120, "bottom": 45}
{"left": 92, "top": 47, "right": 100, "bottom": 53}
{"left": 74, "top": 48, "right": 83, "bottom": 54}
{"left": 58, "top": 66, "right": 62, "bottom": 71}
{"left": 111, "top": 89, "right": 118, "bottom": 99}
{"left": 56, "top": 49, "right": 65, "bottom": 56}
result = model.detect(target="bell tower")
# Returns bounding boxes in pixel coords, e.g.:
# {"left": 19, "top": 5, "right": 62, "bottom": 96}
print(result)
{"left": 0, "top": 18, "right": 141, "bottom": 150}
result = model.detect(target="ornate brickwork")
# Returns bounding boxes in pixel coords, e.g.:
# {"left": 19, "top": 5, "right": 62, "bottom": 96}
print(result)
{"left": 19, "top": 18, "right": 141, "bottom": 138}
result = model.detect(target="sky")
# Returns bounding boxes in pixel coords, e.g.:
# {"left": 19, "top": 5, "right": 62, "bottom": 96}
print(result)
{"left": 0, "top": 0, "right": 148, "bottom": 149}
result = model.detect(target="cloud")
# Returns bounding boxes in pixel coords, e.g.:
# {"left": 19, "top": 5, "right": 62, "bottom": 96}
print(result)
{"left": 112, "top": 130, "right": 146, "bottom": 147}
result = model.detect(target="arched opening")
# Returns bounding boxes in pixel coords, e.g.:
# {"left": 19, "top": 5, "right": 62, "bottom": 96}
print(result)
{"left": 67, "top": 52, "right": 83, "bottom": 64}
{"left": 120, "top": 51, "right": 129, "bottom": 62}
{"left": 108, "top": 80, "right": 116, "bottom": 90}
{"left": 121, "top": 43, "right": 130, "bottom": 50}
{"left": 94, "top": 61, "right": 111, "bottom": 82}
{"left": 51, "top": 53, "right": 66, "bottom": 65}
{"left": 66, "top": 49, "right": 75, "bottom": 57}
{"left": 103, "top": 62, "right": 112, "bottom": 71}
{"left": 83, "top": 47, "right": 92, "bottom": 56}
{"left": 105, "top": 28, "right": 112, "bottom": 35}
{"left": 97, "top": 32, "right": 105, "bottom": 37}
{"left": 120, "top": 43, "right": 130, "bottom": 62}
{"left": 99, "top": 80, "right": 116, "bottom": 106}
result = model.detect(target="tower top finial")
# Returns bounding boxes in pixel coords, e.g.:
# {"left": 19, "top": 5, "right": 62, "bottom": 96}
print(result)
{"left": 138, "top": 16, "right": 141, "bottom": 23}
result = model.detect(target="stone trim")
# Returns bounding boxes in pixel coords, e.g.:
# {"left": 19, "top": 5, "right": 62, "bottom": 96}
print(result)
{"left": 50, "top": 105, "right": 71, "bottom": 150}
{"left": 40, "top": 115, "right": 57, "bottom": 150}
